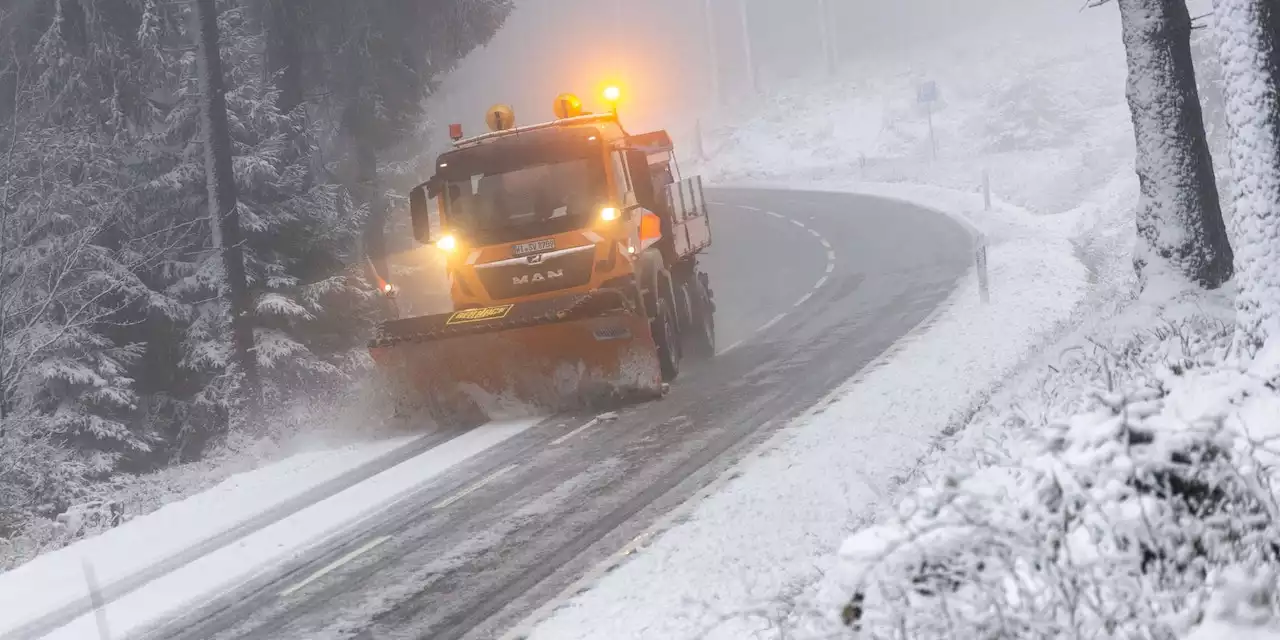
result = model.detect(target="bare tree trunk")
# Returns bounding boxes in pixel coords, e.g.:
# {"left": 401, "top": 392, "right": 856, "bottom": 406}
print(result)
{"left": 358, "top": 131, "right": 389, "bottom": 291}
{"left": 1118, "top": 0, "right": 1235, "bottom": 289}
{"left": 194, "top": 0, "right": 259, "bottom": 401}
{"left": 739, "top": 0, "right": 759, "bottom": 94}
{"left": 1213, "top": 0, "right": 1280, "bottom": 353}
{"left": 818, "top": 0, "right": 837, "bottom": 76}
{"left": 263, "top": 0, "right": 304, "bottom": 115}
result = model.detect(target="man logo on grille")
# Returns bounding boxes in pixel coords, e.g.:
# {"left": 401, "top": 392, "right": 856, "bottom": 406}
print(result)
{"left": 512, "top": 270, "right": 564, "bottom": 286}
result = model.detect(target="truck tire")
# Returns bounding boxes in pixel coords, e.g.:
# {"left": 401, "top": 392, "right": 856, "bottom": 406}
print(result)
{"left": 679, "top": 269, "right": 716, "bottom": 359}
{"left": 652, "top": 296, "right": 680, "bottom": 382}
{"left": 638, "top": 251, "right": 680, "bottom": 382}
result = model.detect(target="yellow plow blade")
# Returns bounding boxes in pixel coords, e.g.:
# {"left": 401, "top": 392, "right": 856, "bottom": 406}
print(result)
{"left": 369, "top": 292, "right": 662, "bottom": 423}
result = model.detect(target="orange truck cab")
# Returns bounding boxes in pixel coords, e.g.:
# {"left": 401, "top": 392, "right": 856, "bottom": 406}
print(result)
{"left": 372, "top": 95, "right": 715, "bottom": 421}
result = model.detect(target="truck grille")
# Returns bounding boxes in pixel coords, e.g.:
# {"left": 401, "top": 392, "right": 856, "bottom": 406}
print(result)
{"left": 476, "top": 247, "right": 595, "bottom": 300}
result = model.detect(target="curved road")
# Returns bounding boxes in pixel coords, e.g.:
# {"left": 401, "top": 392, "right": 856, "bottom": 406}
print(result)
{"left": 141, "top": 188, "right": 972, "bottom": 640}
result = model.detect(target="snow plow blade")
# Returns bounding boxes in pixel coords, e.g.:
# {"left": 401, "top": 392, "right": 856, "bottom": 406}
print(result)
{"left": 368, "top": 290, "right": 663, "bottom": 423}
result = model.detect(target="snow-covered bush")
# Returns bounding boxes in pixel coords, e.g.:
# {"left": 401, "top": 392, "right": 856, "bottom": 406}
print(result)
{"left": 833, "top": 308, "right": 1280, "bottom": 639}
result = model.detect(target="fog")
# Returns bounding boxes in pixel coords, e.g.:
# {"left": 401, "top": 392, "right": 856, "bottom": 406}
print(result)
{"left": 426, "top": 0, "right": 1050, "bottom": 140}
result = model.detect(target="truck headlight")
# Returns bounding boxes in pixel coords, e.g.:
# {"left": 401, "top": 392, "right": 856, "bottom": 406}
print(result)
{"left": 436, "top": 234, "right": 458, "bottom": 252}
{"left": 600, "top": 207, "right": 619, "bottom": 221}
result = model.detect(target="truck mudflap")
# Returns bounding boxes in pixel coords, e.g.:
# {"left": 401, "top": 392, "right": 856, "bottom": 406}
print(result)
{"left": 368, "top": 290, "right": 664, "bottom": 423}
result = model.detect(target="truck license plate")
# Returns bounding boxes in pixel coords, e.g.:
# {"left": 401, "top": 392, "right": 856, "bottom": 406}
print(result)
{"left": 512, "top": 238, "right": 554, "bottom": 256}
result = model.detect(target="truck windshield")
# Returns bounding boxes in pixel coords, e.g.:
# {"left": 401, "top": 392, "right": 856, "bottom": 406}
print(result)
{"left": 443, "top": 158, "right": 606, "bottom": 244}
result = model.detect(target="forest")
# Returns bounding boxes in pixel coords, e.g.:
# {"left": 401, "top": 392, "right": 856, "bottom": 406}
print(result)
{"left": 0, "top": 0, "right": 513, "bottom": 541}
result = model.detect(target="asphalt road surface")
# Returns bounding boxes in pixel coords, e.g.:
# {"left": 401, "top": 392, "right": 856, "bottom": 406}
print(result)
{"left": 140, "top": 187, "right": 973, "bottom": 640}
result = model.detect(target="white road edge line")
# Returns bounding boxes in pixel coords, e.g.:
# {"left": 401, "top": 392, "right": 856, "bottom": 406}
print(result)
{"left": 279, "top": 535, "right": 391, "bottom": 598}
{"left": 765, "top": 210, "right": 784, "bottom": 219}
{"left": 717, "top": 338, "right": 746, "bottom": 356}
{"left": 790, "top": 219, "right": 807, "bottom": 229}
{"left": 820, "top": 238, "right": 832, "bottom": 250}
{"left": 756, "top": 312, "right": 788, "bottom": 334}
{"left": 551, "top": 417, "right": 602, "bottom": 447}
{"left": 433, "top": 464, "right": 519, "bottom": 510}
{"left": 793, "top": 292, "right": 814, "bottom": 308}
{"left": 825, "top": 262, "right": 836, "bottom": 274}
{"left": 815, "top": 275, "right": 829, "bottom": 289}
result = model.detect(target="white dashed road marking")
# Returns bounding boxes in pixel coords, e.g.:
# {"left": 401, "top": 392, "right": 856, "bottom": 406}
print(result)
{"left": 551, "top": 417, "right": 602, "bottom": 446}
{"left": 711, "top": 203, "right": 838, "bottom": 354}
{"left": 280, "top": 535, "right": 391, "bottom": 598}
{"left": 756, "top": 312, "right": 788, "bottom": 334}
{"left": 433, "top": 464, "right": 519, "bottom": 510}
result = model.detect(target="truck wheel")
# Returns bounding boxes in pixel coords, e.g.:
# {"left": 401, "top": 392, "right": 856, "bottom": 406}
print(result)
{"left": 681, "top": 272, "right": 716, "bottom": 359}
{"left": 652, "top": 296, "right": 680, "bottom": 382}
{"left": 638, "top": 251, "right": 680, "bottom": 381}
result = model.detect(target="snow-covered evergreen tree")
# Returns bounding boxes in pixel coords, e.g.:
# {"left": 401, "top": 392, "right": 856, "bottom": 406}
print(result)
{"left": 134, "top": 0, "right": 378, "bottom": 451}
{"left": 0, "top": 0, "right": 515, "bottom": 543}
{"left": 1, "top": 0, "right": 168, "bottom": 458}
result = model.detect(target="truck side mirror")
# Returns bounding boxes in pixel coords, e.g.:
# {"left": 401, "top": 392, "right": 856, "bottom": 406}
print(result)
{"left": 409, "top": 183, "right": 433, "bottom": 244}
{"left": 624, "top": 149, "right": 659, "bottom": 213}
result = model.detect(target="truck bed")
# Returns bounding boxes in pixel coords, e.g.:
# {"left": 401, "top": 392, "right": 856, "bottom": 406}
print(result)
{"left": 665, "top": 175, "right": 712, "bottom": 260}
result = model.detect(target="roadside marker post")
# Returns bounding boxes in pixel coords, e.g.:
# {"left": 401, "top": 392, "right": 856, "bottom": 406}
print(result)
{"left": 976, "top": 233, "right": 991, "bottom": 304}
{"left": 982, "top": 169, "right": 992, "bottom": 211}
{"left": 82, "top": 559, "right": 112, "bottom": 640}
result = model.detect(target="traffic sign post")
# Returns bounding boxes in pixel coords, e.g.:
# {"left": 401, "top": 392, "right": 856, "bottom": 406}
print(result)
{"left": 918, "top": 81, "right": 940, "bottom": 161}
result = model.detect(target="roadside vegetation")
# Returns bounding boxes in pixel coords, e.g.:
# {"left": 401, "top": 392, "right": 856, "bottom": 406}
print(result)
{"left": 830, "top": 2, "right": 1280, "bottom": 637}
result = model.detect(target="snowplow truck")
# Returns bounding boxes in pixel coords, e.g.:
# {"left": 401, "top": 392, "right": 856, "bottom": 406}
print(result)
{"left": 368, "top": 99, "right": 715, "bottom": 422}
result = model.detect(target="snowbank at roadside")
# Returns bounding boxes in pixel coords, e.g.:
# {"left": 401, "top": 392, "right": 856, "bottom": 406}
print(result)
{"left": 8, "top": 418, "right": 541, "bottom": 640}
{"left": 807, "top": 276, "right": 1280, "bottom": 639}
{"left": 515, "top": 181, "right": 1089, "bottom": 640}
{"left": 0, "top": 434, "right": 417, "bottom": 636}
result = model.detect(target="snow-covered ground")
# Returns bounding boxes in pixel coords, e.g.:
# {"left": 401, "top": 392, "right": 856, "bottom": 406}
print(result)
{"left": 809, "top": 278, "right": 1280, "bottom": 639}
{"left": 8, "top": 1, "right": 1275, "bottom": 638}
{"left": 0, "top": 434, "right": 416, "bottom": 636}
{"left": 1, "top": 418, "right": 541, "bottom": 639}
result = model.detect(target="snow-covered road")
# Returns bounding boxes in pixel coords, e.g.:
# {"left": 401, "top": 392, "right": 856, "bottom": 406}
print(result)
{"left": 72, "top": 187, "right": 974, "bottom": 640}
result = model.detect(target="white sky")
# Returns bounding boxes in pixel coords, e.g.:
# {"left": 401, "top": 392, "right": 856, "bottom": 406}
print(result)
{"left": 426, "top": 0, "right": 1044, "bottom": 142}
